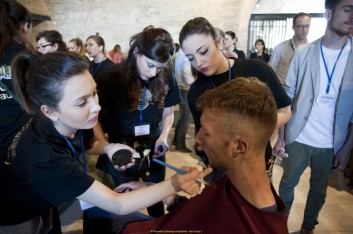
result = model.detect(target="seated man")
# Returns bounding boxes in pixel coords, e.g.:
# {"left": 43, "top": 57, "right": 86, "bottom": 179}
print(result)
{"left": 121, "top": 77, "right": 288, "bottom": 233}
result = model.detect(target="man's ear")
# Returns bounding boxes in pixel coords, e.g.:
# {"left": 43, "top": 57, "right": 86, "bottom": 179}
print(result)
{"left": 232, "top": 138, "right": 248, "bottom": 158}
{"left": 40, "top": 105, "right": 59, "bottom": 122}
{"left": 325, "top": 9, "right": 332, "bottom": 21}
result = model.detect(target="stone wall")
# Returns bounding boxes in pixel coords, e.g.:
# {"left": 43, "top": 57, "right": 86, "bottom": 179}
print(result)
{"left": 19, "top": 0, "right": 257, "bottom": 54}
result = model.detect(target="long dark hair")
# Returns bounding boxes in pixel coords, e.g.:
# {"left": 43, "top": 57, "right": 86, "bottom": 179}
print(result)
{"left": 179, "top": 17, "right": 217, "bottom": 48}
{"left": 255, "top": 39, "right": 266, "bottom": 53}
{"left": 179, "top": 17, "right": 218, "bottom": 78}
{"left": 121, "top": 26, "right": 174, "bottom": 110}
{"left": 0, "top": 0, "right": 32, "bottom": 56}
{"left": 12, "top": 52, "right": 89, "bottom": 115}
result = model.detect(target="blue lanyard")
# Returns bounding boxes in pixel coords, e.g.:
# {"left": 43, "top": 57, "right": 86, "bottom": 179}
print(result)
{"left": 139, "top": 87, "right": 147, "bottom": 124}
{"left": 90, "top": 58, "right": 105, "bottom": 77}
{"left": 320, "top": 38, "right": 348, "bottom": 94}
{"left": 60, "top": 130, "right": 87, "bottom": 174}
{"left": 209, "top": 59, "right": 232, "bottom": 88}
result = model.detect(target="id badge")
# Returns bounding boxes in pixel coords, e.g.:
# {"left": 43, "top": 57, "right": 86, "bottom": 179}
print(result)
{"left": 317, "top": 93, "right": 335, "bottom": 105}
{"left": 134, "top": 123, "right": 150, "bottom": 136}
{"left": 79, "top": 199, "right": 95, "bottom": 210}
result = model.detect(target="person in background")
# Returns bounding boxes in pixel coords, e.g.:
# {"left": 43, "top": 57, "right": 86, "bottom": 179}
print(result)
{"left": 68, "top": 37, "right": 86, "bottom": 57}
{"left": 278, "top": 0, "right": 353, "bottom": 233}
{"left": 269, "top": 12, "right": 311, "bottom": 159}
{"left": 108, "top": 44, "right": 124, "bottom": 64}
{"left": 36, "top": 30, "right": 68, "bottom": 54}
{"left": 85, "top": 35, "right": 114, "bottom": 81}
{"left": 179, "top": 17, "right": 292, "bottom": 181}
{"left": 224, "top": 30, "right": 246, "bottom": 59}
{"left": 269, "top": 12, "right": 312, "bottom": 86}
{"left": 100, "top": 78, "right": 289, "bottom": 234}
{"left": 93, "top": 26, "right": 181, "bottom": 219}
{"left": 249, "top": 39, "right": 271, "bottom": 64}
{"left": 0, "top": 0, "right": 32, "bottom": 159}
{"left": 215, "top": 27, "right": 226, "bottom": 48}
{"left": 344, "top": 27, "right": 353, "bottom": 187}
{"left": 0, "top": 52, "right": 208, "bottom": 234}
{"left": 172, "top": 48, "right": 195, "bottom": 153}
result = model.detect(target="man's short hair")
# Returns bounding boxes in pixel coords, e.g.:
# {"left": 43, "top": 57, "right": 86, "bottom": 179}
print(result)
{"left": 197, "top": 77, "right": 277, "bottom": 149}
{"left": 325, "top": 0, "right": 343, "bottom": 10}
{"left": 293, "top": 12, "right": 311, "bottom": 26}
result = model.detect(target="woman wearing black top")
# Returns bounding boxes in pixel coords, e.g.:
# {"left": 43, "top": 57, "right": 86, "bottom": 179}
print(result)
{"left": 94, "top": 26, "right": 181, "bottom": 218}
{"left": 249, "top": 39, "right": 271, "bottom": 64}
{"left": 0, "top": 0, "right": 32, "bottom": 157}
{"left": 0, "top": 52, "right": 207, "bottom": 233}
{"left": 179, "top": 17, "right": 292, "bottom": 180}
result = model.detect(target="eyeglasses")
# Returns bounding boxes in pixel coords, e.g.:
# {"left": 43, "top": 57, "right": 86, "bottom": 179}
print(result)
{"left": 36, "top": 43, "right": 53, "bottom": 50}
{"left": 294, "top": 24, "right": 310, "bottom": 30}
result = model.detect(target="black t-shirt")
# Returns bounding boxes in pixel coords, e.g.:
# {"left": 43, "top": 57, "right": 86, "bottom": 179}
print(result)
{"left": 234, "top": 48, "right": 246, "bottom": 59}
{"left": 0, "top": 116, "right": 95, "bottom": 225}
{"left": 90, "top": 58, "right": 114, "bottom": 81}
{"left": 0, "top": 42, "right": 31, "bottom": 155}
{"left": 188, "top": 58, "right": 291, "bottom": 132}
{"left": 97, "top": 64, "right": 181, "bottom": 145}
{"left": 249, "top": 52, "right": 271, "bottom": 63}
{"left": 188, "top": 58, "right": 292, "bottom": 160}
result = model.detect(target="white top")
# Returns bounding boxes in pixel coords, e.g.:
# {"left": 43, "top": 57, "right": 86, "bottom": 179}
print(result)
{"left": 296, "top": 40, "right": 351, "bottom": 148}
{"left": 174, "top": 49, "right": 195, "bottom": 90}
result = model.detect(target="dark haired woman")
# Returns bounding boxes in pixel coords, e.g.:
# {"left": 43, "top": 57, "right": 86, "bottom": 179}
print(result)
{"left": 179, "top": 17, "right": 292, "bottom": 180}
{"left": 94, "top": 26, "right": 181, "bottom": 219}
{"left": 0, "top": 52, "right": 206, "bottom": 233}
{"left": 0, "top": 0, "right": 32, "bottom": 158}
{"left": 249, "top": 39, "right": 271, "bottom": 63}
{"left": 36, "top": 30, "right": 68, "bottom": 54}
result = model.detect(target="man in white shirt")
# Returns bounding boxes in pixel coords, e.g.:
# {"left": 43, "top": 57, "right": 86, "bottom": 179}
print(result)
{"left": 278, "top": 1, "right": 353, "bottom": 233}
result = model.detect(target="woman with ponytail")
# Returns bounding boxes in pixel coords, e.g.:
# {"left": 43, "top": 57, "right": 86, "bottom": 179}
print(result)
{"left": 0, "top": 52, "right": 209, "bottom": 234}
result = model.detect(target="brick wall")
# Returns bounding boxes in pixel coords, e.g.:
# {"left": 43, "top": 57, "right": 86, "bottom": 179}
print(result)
{"left": 20, "top": 0, "right": 256, "bottom": 54}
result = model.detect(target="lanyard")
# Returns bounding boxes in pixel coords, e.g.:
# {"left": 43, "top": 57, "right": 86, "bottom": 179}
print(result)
{"left": 60, "top": 130, "right": 87, "bottom": 174}
{"left": 209, "top": 59, "right": 232, "bottom": 89}
{"left": 320, "top": 38, "right": 348, "bottom": 94}
{"left": 90, "top": 58, "right": 105, "bottom": 77}
{"left": 139, "top": 87, "right": 147, "bottom": 124}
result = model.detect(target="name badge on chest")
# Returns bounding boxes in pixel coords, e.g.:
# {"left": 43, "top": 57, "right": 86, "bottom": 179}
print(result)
{"left": 134, "top": 123, "right": 150, "bottom": 136}
{"left": 316, "top": 93, "right": 335, "bottom": 106}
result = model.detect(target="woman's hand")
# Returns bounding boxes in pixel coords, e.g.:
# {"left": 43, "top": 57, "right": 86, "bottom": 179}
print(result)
{"left": 154, "top": 137, "right": 169, "bottom": 157}
{"left": 104, "top": 143, "right": 136, "bottom": 170}
{"left": 171, "top": 166, "right": 213, "bottom": 196}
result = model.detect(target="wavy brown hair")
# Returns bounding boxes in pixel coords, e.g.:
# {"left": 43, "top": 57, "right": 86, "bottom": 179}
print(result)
{"left": 120, "top": 26, "right": 174, "bottom": 110}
